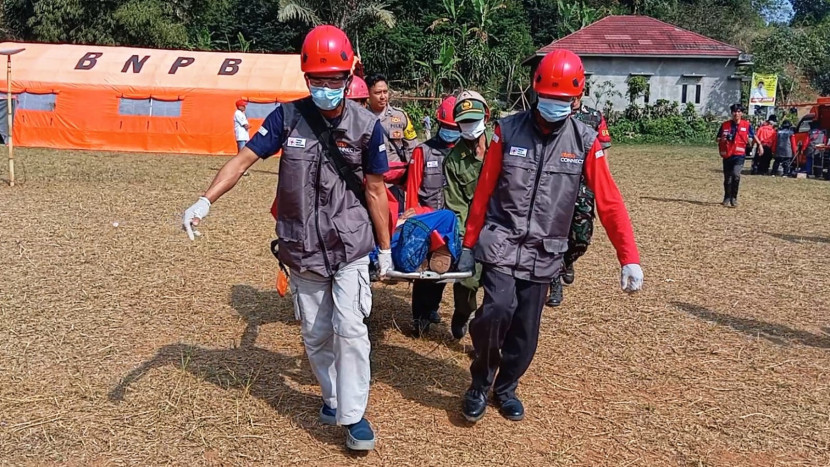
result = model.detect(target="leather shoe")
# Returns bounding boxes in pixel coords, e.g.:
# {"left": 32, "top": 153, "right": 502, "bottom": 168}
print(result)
{"left": 462, "top": 388, "right": 487, "bottom": 422}
{"left": 497, "top": 397, "right": 524, "bottom": 421}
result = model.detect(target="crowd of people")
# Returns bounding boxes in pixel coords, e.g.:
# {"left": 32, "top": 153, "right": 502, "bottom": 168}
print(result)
{"left": 182, "top": 25, "right": 643, "bottom": 451}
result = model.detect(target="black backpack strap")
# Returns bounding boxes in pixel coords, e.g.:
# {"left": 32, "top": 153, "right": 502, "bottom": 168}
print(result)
{"left": 295, "top": 99, "right": 367, "bottom": 208}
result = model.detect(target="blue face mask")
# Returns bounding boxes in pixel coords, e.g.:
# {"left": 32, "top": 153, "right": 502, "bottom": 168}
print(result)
{"left": 309, "top": 85, "right": 345, "bottom": 111}
{"left": 438, "top": 127, "right": 461, "bottom": 143}
{"left": 537, "top": 97, "right": 573, "bottom": 123}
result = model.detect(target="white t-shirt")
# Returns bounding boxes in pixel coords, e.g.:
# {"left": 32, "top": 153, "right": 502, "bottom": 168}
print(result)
{"left": 234, "top": 109, "right": 249, "bottom": 141}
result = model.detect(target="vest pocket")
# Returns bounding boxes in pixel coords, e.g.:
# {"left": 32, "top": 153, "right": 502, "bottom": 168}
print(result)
{"left": 332, "top": 214, "right": 374, "bottom": 263}
{"left": 476, "top": 223, "right": 510, "bottom": 262}
{"left": 534, "top": 237, "right": 568, "bottom": 278}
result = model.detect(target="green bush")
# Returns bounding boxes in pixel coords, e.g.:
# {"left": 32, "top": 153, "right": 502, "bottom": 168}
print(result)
{"left": 607, "top": 101, "right": 720, "bottom": 145}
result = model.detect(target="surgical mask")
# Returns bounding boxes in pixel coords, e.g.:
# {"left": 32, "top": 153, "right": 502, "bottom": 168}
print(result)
{"left": 309, "top": 85, "right": 345, "bottom": 111}
{"left": 458, "top": 119, "right": 486, "bottom": 140}
{"left": 438, "top": 127, "right": 461, "bottom": 143}
{"left": 537, "top": 97, "right": 573, "bottom": 123}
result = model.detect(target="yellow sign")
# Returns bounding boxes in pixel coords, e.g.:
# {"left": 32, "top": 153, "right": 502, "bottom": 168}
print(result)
{"left": 749, "top": 73, "right": 777, "bottom": 107}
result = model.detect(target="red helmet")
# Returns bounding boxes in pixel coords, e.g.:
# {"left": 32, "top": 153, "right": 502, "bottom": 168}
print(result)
{"left": 346, "top": 76, "right": 369, "bottom": 100}
{"left": 301, "top": 25, "right": 355, "bottom": 74}
{"left": 436, "top": 96, "right": 457, "bottom": 127}
{"left": 533, "top": 49, "right": 585, "bottom": 98}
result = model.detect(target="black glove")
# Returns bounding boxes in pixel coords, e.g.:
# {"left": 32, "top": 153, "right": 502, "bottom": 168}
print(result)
{"left": 457, "top": 248, "right": 475, "bottom": 272}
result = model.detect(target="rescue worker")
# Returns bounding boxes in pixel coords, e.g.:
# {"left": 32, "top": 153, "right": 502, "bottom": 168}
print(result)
{"left": 547, "top": 90, "right": 613, "bottom": 307}
{"left": 181, "top": 25, "right": 390, "bottom": 451}
{"left": 345, "top": 75, "right": 370, "bottom": 107}
{"left": 717, "top": 103, "right": 762, "bottom": 207}
{"left": 456, "top": 49, "right": 643, "bottom": 422}
{"left": 405, "top": 91, "right": 490, "bottom": 339}
{"left": 772, "top": 120, "right": 797, "bottom": 176}
{"left": 752, "top": 114, "right": 777, "bottom": 175}
{"left": 366, "top": 73, "right": 418, "bottom": 206}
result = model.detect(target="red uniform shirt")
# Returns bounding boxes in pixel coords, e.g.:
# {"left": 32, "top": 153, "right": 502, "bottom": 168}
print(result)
{"left": 463, "top": 125, "right": 640, "bottom": 266}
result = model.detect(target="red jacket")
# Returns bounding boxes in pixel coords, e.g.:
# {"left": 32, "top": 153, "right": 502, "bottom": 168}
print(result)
{"left": 756, "top": 123, "right": 776, "bottom": 148}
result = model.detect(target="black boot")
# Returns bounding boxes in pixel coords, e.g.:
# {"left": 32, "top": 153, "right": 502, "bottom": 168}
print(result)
{"left": 462, "top": 388, "right": 488, "bottom": 422}
{"left": 546, "top": 277, "right": 563, "bottom": 307}
{"left": 451, "top": 308, "right": 474, "bottom": 340}
{"left": 562, "top": 263, "right": 575, "bottom": 285}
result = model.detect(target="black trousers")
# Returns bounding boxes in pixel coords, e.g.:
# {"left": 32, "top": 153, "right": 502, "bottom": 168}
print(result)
{"left": 468, "top": 267, "right": 548, "bottom": 401}
{"left": 722, "top": 155, "right": 745, "bottom": 200}
{"left": 758, "top": 146, "right": 773, "bottom": 174}
{"left": 772, "top": 156, "right": 791, "bottom": 176}
{"left": 411, "top": 279, "right": 477, "bottom": 322}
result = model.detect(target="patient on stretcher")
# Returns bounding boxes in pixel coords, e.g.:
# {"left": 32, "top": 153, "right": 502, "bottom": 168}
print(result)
{"left": 371, "top": 209, "right": 462, "bottom": 275}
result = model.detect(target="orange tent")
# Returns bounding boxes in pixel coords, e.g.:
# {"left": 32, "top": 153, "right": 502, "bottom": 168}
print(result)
{"left": 0, "top": 42, "right": 309, "bottom": 155}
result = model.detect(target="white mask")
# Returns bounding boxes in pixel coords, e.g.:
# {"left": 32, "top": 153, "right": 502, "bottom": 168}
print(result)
{"left": 458, "top": 119, "right": 486, "bottom": 140}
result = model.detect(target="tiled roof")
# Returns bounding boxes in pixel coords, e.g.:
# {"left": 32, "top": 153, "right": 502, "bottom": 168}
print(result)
{"left": 533, "top": 15, "right": 742, "bottom": 59}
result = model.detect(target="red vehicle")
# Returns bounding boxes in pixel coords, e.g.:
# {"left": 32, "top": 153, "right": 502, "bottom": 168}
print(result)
{"left": 792, "top": 97, "right": 830, "bottom": 172}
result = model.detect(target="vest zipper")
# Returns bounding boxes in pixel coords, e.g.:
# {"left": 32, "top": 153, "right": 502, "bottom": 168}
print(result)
{"left": 515, "top": 138, "right": 548, "bottom": 269}
{"left": 314, "top": 157, "right": 333, "bottom": 276}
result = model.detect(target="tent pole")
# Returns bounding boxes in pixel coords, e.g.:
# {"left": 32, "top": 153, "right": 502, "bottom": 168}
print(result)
{"left": 7, "top": 54, "right": 13, "bottom": 187}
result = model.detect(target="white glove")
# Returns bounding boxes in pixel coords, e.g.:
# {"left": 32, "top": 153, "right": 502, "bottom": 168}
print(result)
{"left": 183, "top": 196, "right": 211, "bottom": 240}
{"left": 378, "top": 249, "right": 393, "bottom": 276}
{"left": 620, "top": 264, "right": 643, "bottom": 293}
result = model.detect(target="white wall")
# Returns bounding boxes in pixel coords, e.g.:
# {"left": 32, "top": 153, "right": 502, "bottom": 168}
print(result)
{"left": 580, "top": 56, "right": 742, "bottom": 116}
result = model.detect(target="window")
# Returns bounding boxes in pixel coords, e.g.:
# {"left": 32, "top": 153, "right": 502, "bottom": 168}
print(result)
{"left": 118, "top": 97, "right": 182, "bottom": 117}
{"left": 681, "top": 84, "right": 702, "bottom": 105}
{"left": 17, "top": 92, "right": 57, "bottom": 111}
{"left": 246, "top": 102, "right": 279, "bottom": 119}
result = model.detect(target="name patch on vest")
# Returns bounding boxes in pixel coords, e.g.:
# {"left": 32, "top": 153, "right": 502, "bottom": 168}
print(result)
{"left": 740, "top": 127, "right": 747, "bottom": 132}
{"left": 287, "top": 137, "right": 306, "bottom": 148}
{"left": 509, "top": 146, "right": 528, "bottom": 157}
{"left": 426, "top": 161, "right": 439, "bottom": 168}
{"left": 258, "top": 127, "right": 268, "bottom": 136}
{"left": 561, "top": 152, "right": 584, "bottom": 164}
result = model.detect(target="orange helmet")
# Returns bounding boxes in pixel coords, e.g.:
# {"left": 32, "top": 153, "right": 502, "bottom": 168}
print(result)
{"left": 346, "top": 76, "right": 369, "bottom": 100}
{"left": 533, "top": 49, "right": 585, "bottom": 98}
{"left": 301, "top": 25, "right": 355, "bottom": 74}
{"left": 436, "top": 96, "right": 458, "bottom": 127}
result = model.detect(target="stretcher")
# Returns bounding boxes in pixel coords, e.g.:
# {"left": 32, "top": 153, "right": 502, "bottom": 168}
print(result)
{"left": 380, "top": 270, "right": 473, "bottom": 284}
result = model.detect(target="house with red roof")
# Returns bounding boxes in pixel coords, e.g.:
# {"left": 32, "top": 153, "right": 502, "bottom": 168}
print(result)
{"left": 524, "top": 15, "right": 752, "bottom": 116}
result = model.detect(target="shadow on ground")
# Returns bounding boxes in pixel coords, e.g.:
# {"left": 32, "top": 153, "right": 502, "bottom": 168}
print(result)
{"left": 109, "top": 284, "right": 473, "bottom": 451}
{"left": 640, "top": 196, "right": 721, "bottom": 207}
{"left": 672, "top": 301, "right": 830, "bottom": 349}
{"left": 764, "top": 232, "right": 830, "bottom": 245}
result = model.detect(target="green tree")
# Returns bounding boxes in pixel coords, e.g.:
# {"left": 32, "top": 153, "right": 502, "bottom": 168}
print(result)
{"left": 276, "top": 0, "right": 395, "bottom": 34}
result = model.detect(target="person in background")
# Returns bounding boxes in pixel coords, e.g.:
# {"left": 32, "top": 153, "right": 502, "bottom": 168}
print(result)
{"left": 547, "top": 88, "right": 613, "bottom": 307}
{"left": 183, "top": 25, "right": 390, "bottom": 451}
{"left": 456, "top": 49, "right": 642, "bottom": 423}
{"left": 233, "top": 99, "right": 250, "bottom": 176}
{"left": 405, "top": 92, "right": 490, "bottom": 339}
{"left": 752, "top": 114, "right": 777, "bottom": 175}
{"left": 423, "top": 114, "right": 433, "bottom": 140}
{"left": 772, "top": 120, "right": 797, "bottom": 177}
{"left": 366, "top": 73, "right": 418, "bottom": 207}
{"left": 717, "top": 103, "right": 761, "bottom": 207}
{"left": 346, "top": 76, "right": 370, "bottom": 107}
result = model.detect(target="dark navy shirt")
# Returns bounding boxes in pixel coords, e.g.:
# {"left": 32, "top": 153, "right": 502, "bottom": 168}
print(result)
{"left": 246, "top": 104, "right": 389, "bottom": 175}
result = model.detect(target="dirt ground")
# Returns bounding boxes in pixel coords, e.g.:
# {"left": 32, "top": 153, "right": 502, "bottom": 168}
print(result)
{"left": 1, "top": 145, "right": 829, "bottom": 466}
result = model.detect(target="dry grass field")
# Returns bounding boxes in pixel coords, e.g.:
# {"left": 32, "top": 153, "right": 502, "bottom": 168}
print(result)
{"left": 1, "top": 145, "right": 829, "bottom": 466}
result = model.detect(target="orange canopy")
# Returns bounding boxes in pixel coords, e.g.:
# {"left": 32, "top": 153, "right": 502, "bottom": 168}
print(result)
{"left": 0, "top": 41, "right": 309, "bottom": 154}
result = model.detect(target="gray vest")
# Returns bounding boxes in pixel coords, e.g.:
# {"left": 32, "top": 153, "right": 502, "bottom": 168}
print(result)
{"left": 775, "top": 128, "right": 794, "bottom": 159}
{"left": 275, "top": 98, "right": 378, "bottom": 277}
{"left": 416, "top": 137, "right": 453, "bottom": 210}
{"left": 474, "top": 112, "right": 597, "bottom": 283}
